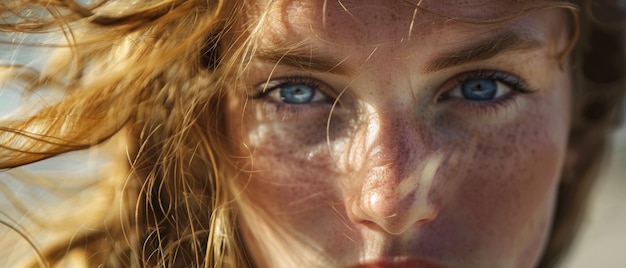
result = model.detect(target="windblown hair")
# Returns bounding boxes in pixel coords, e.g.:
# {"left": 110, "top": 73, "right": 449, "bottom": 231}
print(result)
{"left": 0, "top": 0, "right": 624, "bottom": 267}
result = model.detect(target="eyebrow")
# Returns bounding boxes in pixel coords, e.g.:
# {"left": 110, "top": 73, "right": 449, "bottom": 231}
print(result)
{"left": 253, "top": 31, "right": 542, "bottom": 75}
{"left": 423, "top": 31, "right": 543, "bottom": 73}
{"left": 253, "top": 46, "right": 350, "bottom": 75}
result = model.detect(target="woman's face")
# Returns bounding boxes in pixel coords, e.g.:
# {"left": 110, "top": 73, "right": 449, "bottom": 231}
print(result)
{"left": 225, "top": 0, "right": 572, "bottom": 267}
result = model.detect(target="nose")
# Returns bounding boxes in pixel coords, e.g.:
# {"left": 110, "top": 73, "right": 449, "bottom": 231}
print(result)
{"left": 343, "top": 105, "right": 441, "bottom": 235}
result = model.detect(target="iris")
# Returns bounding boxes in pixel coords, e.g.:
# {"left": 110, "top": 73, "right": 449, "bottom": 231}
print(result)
{"left": 279, "top": 84, "right": 316, "bottom": 104}
{"left": 461, "top": 79, "right": 498, "bottom": 100}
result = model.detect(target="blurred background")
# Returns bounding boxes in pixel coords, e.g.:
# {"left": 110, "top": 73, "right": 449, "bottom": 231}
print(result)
{"left": 558, "top": 121, "right": 626, "bottom": 267}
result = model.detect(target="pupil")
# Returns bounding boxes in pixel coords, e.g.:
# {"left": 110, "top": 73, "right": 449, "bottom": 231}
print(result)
{"left": 461, "top": 80, "right": 497, "bottom": 100}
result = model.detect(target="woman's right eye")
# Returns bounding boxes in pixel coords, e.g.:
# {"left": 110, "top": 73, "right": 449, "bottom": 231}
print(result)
{"left": 253, "top": 76, "right": 332, "bottom": 105}
{"left": 249, "top": 76, "right": 337, "bottom": 121}
{"left": 268, "top": 83, "right": 327, "bottom": 104}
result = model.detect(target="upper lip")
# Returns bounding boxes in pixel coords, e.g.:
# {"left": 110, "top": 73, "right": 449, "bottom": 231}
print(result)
{"left": 350, "top": 257, "right": 445, "bottom": 268}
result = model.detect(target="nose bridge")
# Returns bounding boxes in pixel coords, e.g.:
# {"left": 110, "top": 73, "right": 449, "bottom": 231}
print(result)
{"left": 344, "top": 103, "right": 441, "bottom": 235}
{"left": 368, "top": 111, "right": 413, "bottom": 173}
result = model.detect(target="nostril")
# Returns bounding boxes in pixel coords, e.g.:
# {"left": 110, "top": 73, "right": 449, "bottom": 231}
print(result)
{"left": 356, "top": 213, "right": 437, "bottom": 236}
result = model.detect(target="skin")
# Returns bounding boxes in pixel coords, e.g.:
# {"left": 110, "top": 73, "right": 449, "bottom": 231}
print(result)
{"left": 225, "top": 0, "right": 573, "bottom": 267}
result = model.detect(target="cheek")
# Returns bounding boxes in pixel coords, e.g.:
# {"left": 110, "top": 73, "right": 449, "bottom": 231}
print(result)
{"left": 454, "top": 130, "right": 562, "bottom": 234}
{"left": 227, "top": 108, "right": 342, "bottom": 223}
{"left": 439, "top": 88, "right": 570, "bottom": 260}
{"left": 228, "top": 116, "right": 358, "bottom": 262}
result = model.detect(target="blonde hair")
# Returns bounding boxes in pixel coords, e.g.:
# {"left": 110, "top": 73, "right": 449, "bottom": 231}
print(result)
{"left": 2, "top": 0, "right": 251, "bottom": 266}
{"left": 0, "top": 0, "right": 624, "bottom": 267}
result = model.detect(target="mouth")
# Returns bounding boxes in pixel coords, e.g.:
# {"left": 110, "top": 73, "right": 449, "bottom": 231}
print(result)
{"left": 351, "top": 257, "right": 445, "bottom": 268}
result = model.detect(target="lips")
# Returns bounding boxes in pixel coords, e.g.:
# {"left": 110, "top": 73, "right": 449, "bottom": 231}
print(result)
{"left": 351, "top": 257, "right": 445, "bottom": 268}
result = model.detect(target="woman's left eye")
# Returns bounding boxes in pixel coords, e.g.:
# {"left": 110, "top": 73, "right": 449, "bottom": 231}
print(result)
{"left": 450, "top": 79, "right": 510, "bottom": 101}
{"left": 441, "top": 71, "right": 530, "bottom": 102}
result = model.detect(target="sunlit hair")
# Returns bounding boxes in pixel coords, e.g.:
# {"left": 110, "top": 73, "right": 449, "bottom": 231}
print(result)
{"left": 0, "top": 0, "right": 624, "bottom": 267}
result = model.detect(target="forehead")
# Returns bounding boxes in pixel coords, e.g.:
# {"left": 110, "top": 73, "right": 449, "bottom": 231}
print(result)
{"left": 250, "top": 0, "right": 557, "bottom": 46}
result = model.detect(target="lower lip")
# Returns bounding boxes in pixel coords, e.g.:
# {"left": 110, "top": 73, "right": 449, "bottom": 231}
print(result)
{"left": 352, "top": 258, "right": 445, "bottom": 268}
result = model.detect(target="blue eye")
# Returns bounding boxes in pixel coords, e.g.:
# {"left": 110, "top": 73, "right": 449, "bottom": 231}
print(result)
{"left": 254, "top": 77, "right": 330, "bottom": 105}
{"left": 444, "top": 71, "right": 527, "bottom": 102}
{"left": 461, "top": 79, "right": 498, "bottom": 100}
{"left": 279, "top": 84, "right": 316, "bottom": 104}
{"left": 250, "top": 76, "right": 336, "bottom": 121}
